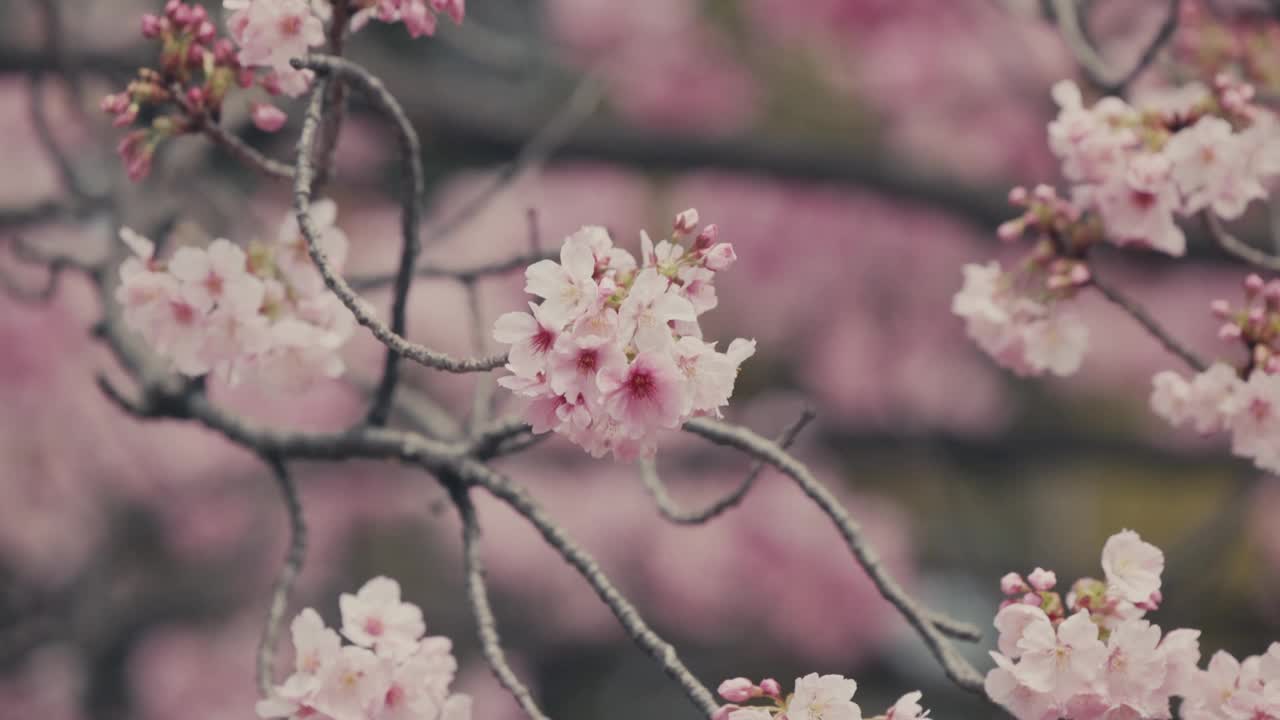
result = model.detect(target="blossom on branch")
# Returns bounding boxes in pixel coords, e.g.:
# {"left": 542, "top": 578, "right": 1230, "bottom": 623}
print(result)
{"left": 493, "top": 212, "right": 753, "bottom": 461}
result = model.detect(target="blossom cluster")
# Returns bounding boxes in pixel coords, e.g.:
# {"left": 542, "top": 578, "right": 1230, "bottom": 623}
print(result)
{"left": 116, "top": 200, "right": 354, "bottom": 387}
{"left": 1177, "top": 0, "right": 1280, "bottom": 97}
{"left": 256, "top": 577, "right": 471, "bottom": 720}
{"left": 493, "top": 210, "right": 754, "bottom": 461}
{"left": 712, "top": 673, "right": 930, "bottom": 720}
{"left": 986, "top": 529, "right": 1280, "bottom": 719}
{"left": 1150, "top": 274, "right": 1280, "bottom": 473}
{"left": 954, "top": 75, "right": 1280, "bottom": 379}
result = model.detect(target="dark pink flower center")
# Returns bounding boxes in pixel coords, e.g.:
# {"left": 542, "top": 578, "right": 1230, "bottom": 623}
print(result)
{"left": 576, "top": 349, "right": 598, "bottom": 373}
{"left": 385, "top": 684, "right": 406, "bottom": 708}
{"left": 532, "top": 327, "right": 555, "bottom": 354}
{"left": 279, "top": 15, "right": 303, "bottom": 36}
{"left": 171, "top": 301, "right": 196, "bottom": 325}
{"left": 364, "top": 616, "right": 385, "bottom": 637}
{"left": 626, "top": 368, "right": 656, "bottom": 400}
{"left": 1250, "top": 396, "right": 1271, "bottom": 422}
{"left": 204, "top": 272, "right": 224, "bottom": 297}
{"left": 1129, "top": 190, "right": 1157, "bottom": 210}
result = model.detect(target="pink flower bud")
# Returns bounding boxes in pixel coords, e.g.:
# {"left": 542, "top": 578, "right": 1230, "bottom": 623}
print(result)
{"left": 238, "top": 67, "right": 257, "bottom": 89}
{"left": 1008, "top": 186, "right": 1029, "bottom": 205}
{"left": 1068, "top": 264, "right": 1091, "bottom": 286}
{"left": 1032, "top": 184, "right": 1056, "bottom": 202}
{"left": 195, "top": 20, "right": 216, "bottom": 44}
{"left": 1245, "top": 274, "right": 1265, "bottom": 295}
{"left": 717, "top": 678, "right": 757, "bottom": 704}
{"left": 141, "top": 13, "right": 163, "bottom": 38}
{"left": 185, "top": 86, "right": 205, "bottom": 109}
{"left": 1027, "top": 567, "right": 1057, "bottom": 591}
{"left": 1219, "top": 323, "right": 1243, "bottom": 341}
{"left": 252, "top": 103, "right": 288, "bottom": 133}
{"left": 1020, "top": 592, "right": 1041, "bottom": 606}
{"left": 188, "top": 3, "right": 208, "bottom": 24}
{"left": 1000, "top": 572, "right": 1027, "bottom": 595}
{"left": 759, "top": 679, "right": 781, "bottom": 698}
{"left": 432, "top": 0, "right": 466, "bottom": 24}
{"left": 996, "top": 220, "right": 1023, "bottom": 243}
{"left": 694, "top": 224, "right": 719, "bottom": 252}
{"left": 674, "top": 208, "right": 700, "bottom": 234}
{"left": 704, "top": 243, "right": 737, "bottom": 272}
{"left": 1210, "top": 299, "right": 1232, "bottom": 318}
{"left": 170, "top": 3, "right": 192, "bottom": 26}
{"left": 185, "top": 43, "right": 204, "bottom": 67}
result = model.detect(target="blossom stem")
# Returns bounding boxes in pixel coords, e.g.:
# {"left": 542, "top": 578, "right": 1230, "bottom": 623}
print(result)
{"left": 257, "top": 454, "right": 307, "bottom": 697}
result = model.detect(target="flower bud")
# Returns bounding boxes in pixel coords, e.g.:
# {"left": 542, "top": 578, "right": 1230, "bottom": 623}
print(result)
{"left": 759, "top": 679, "right": 781, "bottom": 698}
{"left": 694, "top": 224, "right": 719, "bottom": 252}
{"left": 1000, "top": 572, "right": 1027, "bottom": 596}
{"left": 141, "top": 13, "right": 163, "bottom": 38}
{"left": 1218, "top": 323, "right": 1243, "bottom": 341}
{"left": 717, "top": 678, "right": 757, "bottom": 704}
{"left": 704, "top": 243, "right": 737, "bottom": 272}
{"left": 996, "top": 219, "right": 1023, "bottom": 243}
{"left": 674, "top": 208, "right": 699, "bottom": 235}
{"left": 1210, "top": 299, "right": 1232, "bottom": 318}
{"left": 1027, "top": 567, "right": 1057, "bottom": 592}
{"left": 1008, "top": 186, "right": 1029, "bottom": 205}
{"left": 1245, "top": 274, "right": 1265, "bottom": 296}
{"left": 252, "top": 103, "right": 288, "bottom": 133}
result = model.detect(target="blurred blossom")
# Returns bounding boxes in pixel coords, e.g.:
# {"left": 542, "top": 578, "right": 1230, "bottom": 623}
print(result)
{"left": 130, "top": 620, "right": 260, "bottom": 720}
{"left": 0, "top": 645, "right": 85, "bottom": 720}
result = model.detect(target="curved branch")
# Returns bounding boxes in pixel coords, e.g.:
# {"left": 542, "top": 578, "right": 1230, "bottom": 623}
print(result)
{"left": 639, "top": 409, "right": 815, "bottom": 525}
{"left": 681, "top": 417, "right": 986, "bottom": 692}
{"left": 1090, "top": 271, "right": 1209, "bottom": 372}
{"left": 200, "top": 119, "right": 296, "bottom": 180}
{"left": 1051, "top": 0, "right": 1182, "bottom": 95}
{"left": 458, "top": 460, "right": 720, "bottom": 716}
{"left": 257, "top": 454, "right": 307, "bottom": 697}
{"left": 294, "top": 54, "right": 428, "bottom": 426}
{"left": 448, "top": 482, "right": 550, "bottom": 720}
{"left": 1204, "top": 211, "right": 1280, "bottom": 273}
{"left": 291, "top": 74, "right": 507, "bottom": 378}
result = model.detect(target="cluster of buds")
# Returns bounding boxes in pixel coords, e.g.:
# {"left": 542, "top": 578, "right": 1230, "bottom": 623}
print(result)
{"left": 100, "top": 1, "right": 251, "bottom": 181}
{"left": 1177, "top": 0, "right": 1280, "bottom": 97}
{"left": 1212, "top": 273, "right": 1280, "bottom": 371}
{"left": 998, "top": 184, "right": 1103, "bottom": 269}
{"left": 712, "top": 674, "right": 930, "bottom": 720}
{"left": 999, "top": 567, "right": 1067, "bottom": 624}
{"left": 350, "top": 0, "right": 467, "bottom": 38}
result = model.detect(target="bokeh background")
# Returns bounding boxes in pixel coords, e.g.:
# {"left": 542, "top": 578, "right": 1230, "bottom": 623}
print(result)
{"left": 1, "top": 1, "right": 1279, "bottom": 718}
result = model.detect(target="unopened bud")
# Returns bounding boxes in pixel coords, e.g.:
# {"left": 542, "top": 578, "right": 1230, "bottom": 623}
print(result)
{"left": 673, "top": 208, "right": 700, "bottom": 235}
{"left": 1210, "top": 299, "right": 1232, "bottom": 318}
{"left": 759, "top": 679, "right": 781, "bottom": 698}
{"left": 694, "top": 224, "right": 719, "bottom": 252}
{"left": 996, "top": 219, "right": 1023, "bottom": 243}
{"left": 1245, "top": 274, "right": 1265, "bottom": 296}
{"left": 717, "top": 678, "right": 757, "bottom": 704}
{"left": 1000, "top": 572, "right": 1028, "bottom": 596}
{"left": 141, "top": 13, "right": 163, "bottom": 38}
{"left": 1008, "top": 186, "right": 1029, "bottom": 205}
{"left": 1027, "top": 567, "right": 1057, "bottom": 592}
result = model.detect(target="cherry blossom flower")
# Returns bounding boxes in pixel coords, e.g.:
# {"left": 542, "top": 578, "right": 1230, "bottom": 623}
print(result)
{"left": 1094, "top": 154, "right": 1186, "bottom": 257}
{"left": 884, "top": 691, "right": 929, "bottom": 719}
{"left": 788, "top": 673, "right": 862, "bottom": 720}
{"left": 524, "top": 236, "right": 599, "bottom": 328}
{"left": 225, "top": 0, "right": 325, "bottom": 75}
{"left": 1100, "top": 530, "right": 1164, "bottom": 605}
{"left": 597, "top": 351, "right": 686, "bottom": 435}
{"left": 492, "top": 303, "right": 562, "bottom": 377}
{"left": 338, "top": 576, "right": 426, "bottom": 660}
{"left": 1166, "top": 115, "right": 1267, "bottom": 219}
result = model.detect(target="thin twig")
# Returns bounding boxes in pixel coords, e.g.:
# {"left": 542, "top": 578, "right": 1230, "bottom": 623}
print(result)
{"left": 422, "top": 74, "right": 606, "bottom": 243}
{"left": 1204, "top": 211, "right": 1280, "bottom": 273}
{"left": 296, "top": 55, "right": 427, "bottom": 426}
{"left": 448, "top": 481, "right": 550, "bottom": 720}
{"left": 1051, "top": 0, "right": 1182, "bottom": 95}
{"left": 1090, "top": 272, "right": 1208, "bottom": 372}
{"left": 681, "top": 417, "right": 987, "bottom": 692}
{"left": 201, "top": 119, "right": 296, "bottom": 180}
{"left": 464, "top": 278, "right": 495, "bottom": 435}
{"left": 292, "top": 72, "right": 507, "bottom": 376}
{"left": 257, "top": 454, "right": 307, "bottom": 697}
{"left": 639, "top": 409, "right": 815, "bottom": 525}
{"left": 348, "top": 249, "right": 556, "bottom": 292}
{"left": 458, "top": 461, "right": 720, "bottom": 716}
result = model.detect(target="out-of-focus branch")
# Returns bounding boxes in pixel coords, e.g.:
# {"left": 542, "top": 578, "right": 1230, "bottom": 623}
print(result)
{"left": 1050, "top": 0, "right": 1182, "bottom": 95}
{"left": 459, "top": 460, "right": 720, "bottom": 717}
{"left": 424, "top": 73, "right": 605, "bottom": 243}
{"left": 257, "top": 455, "right": 307, "bottom": 697}
{"left": 639, "top": 408, "right": 815, "bottom": 525}
{"left": 0, "top": 234, "right": 101, "bottom": 303}
{"left": 291, "top": 71, "right": 507, "bottom": 377}
{"left": 200, "top": 119, "right": 296, "bottom": 180}
{"left": 1205, "top": 211, "right": 1280, "bottom": 273}
{"left": 448, "top": 482, "right": 549, "bottom": 720}
{"left": 682, "top": 417, "right": 987, "bottom": 692}
{"left": 295, "top": 55, "right": 429, "bottom": 426}
{"left": 1090, "top": 271, "right": 1209, "bottom": 372}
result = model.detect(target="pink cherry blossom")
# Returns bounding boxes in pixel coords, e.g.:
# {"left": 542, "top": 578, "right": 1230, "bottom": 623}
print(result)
{"left": 1015, "top": 611, "right": 1107, "bottom": 697}
{"left": 252, "top": 103, "right": 289, "bottom": 133}
{"left": 492, "top": 303, "right": 561, "bottom": 377}
{"left": 788, "top": 673, "right": 862, "bottom": 720}
{"left": 339, "top": 576, "right": 426, "bottom": 660}
{"left": 1166, "top": 115, "right": 1267, "bottom": 219}
{"left": 226, "top": 0, "right": 325, "bottom": 74}
{"left": 618, "top": 268, "right": 696, "bottom": 353}
{"left": 1094, "top": 154, "right": 1186, "bottom": 257}
{"left": 884, "top": 691, "right": 929, "bottom": 719}
{"left": 1100, "top": 530, "right": 1164, "bottom": 605}
{"left": 597, "top": 351, "right": 686, "bottom": 434}
{"left": 523, "top": 237, "right": 598, "bottom": 328}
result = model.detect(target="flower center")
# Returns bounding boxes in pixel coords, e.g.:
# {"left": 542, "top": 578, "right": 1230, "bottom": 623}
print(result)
{"left": 1129, "top": 190, "right": 1157, "bottom": 210}
{"left": 364, "top": 616, "right": 385, "bottom": 637}
{"left": 627, "top": 368, "right": 656, "bottom": 400}
{"left": 576, "top": 349, "right": 598, "bottom": 373}
{"left": 279, "top": 15, "right": 303, "bottom": 36}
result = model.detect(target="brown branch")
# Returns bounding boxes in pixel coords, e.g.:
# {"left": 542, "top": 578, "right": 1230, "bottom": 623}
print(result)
{"left": 639, "top": 408, "right": 815, "bottom": 525}
{"left": 1051, "top": 0, "right": 1182, "bottom": 95}
{"left": 1090, "top": 271, "right": 1209, "bottom": 372}
{"left": 681, "top": 417, "right": 986, "bottom": 692}
{"left": 447, "top": 481, "right": 550, "bottom": 720}
{"left": 291, "top": 70, "right": 507, "bottom": 377}
{"left": 1204, "top": 211, "right": 1280, "bottom": 273}
{"left": 200, "top": 119, "right": 296, "bottom": 180}
{"left": 257, "top": 455, "right": 307, "bottom": 697}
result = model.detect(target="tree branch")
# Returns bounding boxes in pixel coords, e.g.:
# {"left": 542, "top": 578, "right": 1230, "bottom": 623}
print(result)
{"left": 1204, "top": 211, "right": 1280, "bottom": 273}
{"left": 1050, "top": 0, "right": 1182, "bottom": 95}
{"left": 681, "top": 417, "right": 986, "bottom": 692}
{"left": 1090, "top": 271, "right": 1209, "bottom": 372}
{"left": 457, "top": 460, "right": 720, "bottom": 717}
{"left": 200, "top": 119, "right": 296, "bottom": 180}
{"left": 291, "top": 71, "right": 507, "bottom": 378}
{"left": 257, "top": 454, "right": 307, "bottom": 697}
{"left": 447, "top": 481, "right": 550, "bottom": 720}
{"left": 639, "top": 408, "right": 815, "bottom": 525}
